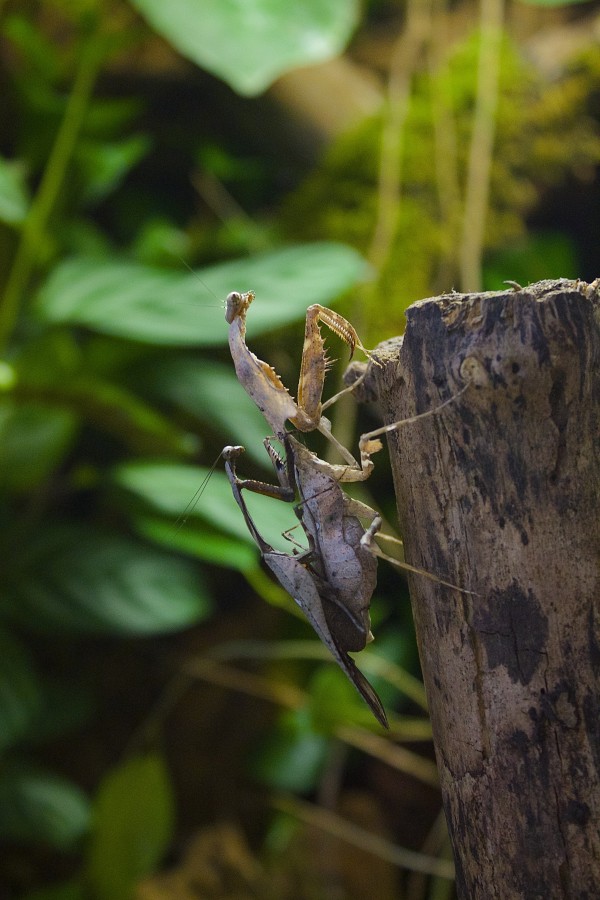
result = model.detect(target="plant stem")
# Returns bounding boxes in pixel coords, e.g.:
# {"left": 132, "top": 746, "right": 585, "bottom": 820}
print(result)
{"left": 367, "top": 0, "right": 432, "bottom": 277}
{"left": 0, "top": 34, "right": 104, "bottom": 352}
{"left": 429, "top": 1, "right": 461, "bottom": 288}
{"left": 459, "top": 0, "right": 505, "bottom": 292}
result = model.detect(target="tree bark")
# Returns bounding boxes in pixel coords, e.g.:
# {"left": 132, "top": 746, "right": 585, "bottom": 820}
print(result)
{"left": 365, "top": 278, "right": 600, "bottom": 899}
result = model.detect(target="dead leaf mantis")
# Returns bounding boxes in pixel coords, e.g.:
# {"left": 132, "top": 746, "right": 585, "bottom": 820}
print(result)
{"left": 223, "top": 437, "right": 388, "bottom": 726}
{"left": 226, "top": 289, "right": 380, "bottom": 476}
{"left": 223, "top": 289, "right": 471, "bottom": 726}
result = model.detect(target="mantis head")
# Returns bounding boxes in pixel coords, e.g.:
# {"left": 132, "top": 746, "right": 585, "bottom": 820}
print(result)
{"left": 225, "top": 290, "right": 256, "bottom": 325}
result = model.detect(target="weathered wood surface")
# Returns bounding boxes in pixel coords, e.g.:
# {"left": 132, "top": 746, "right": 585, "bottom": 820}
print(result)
{"left": 365, "top": 278, "right": 600, "bottom": 899}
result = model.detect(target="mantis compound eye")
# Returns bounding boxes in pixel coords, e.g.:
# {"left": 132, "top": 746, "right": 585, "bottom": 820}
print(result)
{"left": 225, "top": 290, "right": 255, "bottom": 324}
{"left": 225, "top": 292, "right": 242, "bottom": 324}
{"left": 222, "top": 445, "right": 245, "bottom": 461}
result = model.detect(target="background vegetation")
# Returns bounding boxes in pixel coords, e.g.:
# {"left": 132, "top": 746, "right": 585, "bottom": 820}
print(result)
{"left": 0, "top": 0, "right": 599, "bottom": 897}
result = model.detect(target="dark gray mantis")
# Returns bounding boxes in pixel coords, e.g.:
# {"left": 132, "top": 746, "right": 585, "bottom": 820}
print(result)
{"left": 223, "top": 290, "right": 470, "bottom": 727}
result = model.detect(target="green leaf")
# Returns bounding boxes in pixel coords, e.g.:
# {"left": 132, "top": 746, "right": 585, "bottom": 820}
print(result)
{"left": 11, "top": 335, "right": 196, "bottom": 457}
{"left": 87, "top": 753, "right": 175, "bottom": 900}
{"left": 133, "top": 514, "right": 256, "bottom": 570}
{"left": 308, "top": 666, "right": 375, "bottom": 732}
{"left": 12, "top": 327, "right": 82, "bottom": 387}
{"left": 35, "top": 243, "right": 368, "bottom": 346}
{"left": 113, "top": 460, "right": 300, "bottom": 553}
{"left": 149, "top": 358, "right": 272, "bottom": 466}
{"left": 2, "top": 15, "right": 61, "bottom": 82}
{"left": 76, "top": 135, "right": 151, "bottom": 205}
{"left": 0, "top": 155, "right": 30, "bottom": 224}
{"left": 0, "top": 401, "right": 77, "bottom": 491}
{"left": 132, "top": 218, "right": 192, "bottom": 266}
{"left": 0, "top": 763, "right": 90, "bottom": 849}
{"left": 5, "top": 526, "right": 212, "bottom": 635}
{"left": 83, "top": 94, "right": 145, "bottom": 137}
{"left": 249, "top": 708, "right": 329, "bottom": 791}
{"left": 51, "top": 375, "right": 197, "bottom": 456}
{"left": 129, "top": 0, "right": 360, "bottom": 96}
{"left": 0, "top": 629, "right": 41, "bottom": 751}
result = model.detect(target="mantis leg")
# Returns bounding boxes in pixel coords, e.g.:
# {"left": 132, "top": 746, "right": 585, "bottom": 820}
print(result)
{"left": 358, "top": 382, "right": 472, "bottom": 460}
{"left": 223, "top": 438, "right": 296, "bottom": 502}
{"left": 316, "top": 415, "right": 368, "bottom": 472}
{"left": 294, "top": 305, "right": 373, "bottom": 433}
{"left": 222, "top": 443, "right": 315, "bottom": 561}
{"left": 320, "top": 364, "right": 370, "bottom": 414}
{"left": 361, "top": 528, "right": 476, "bottom": 595}
{"left": 340, "top": 496, "right": 381, "bottom": 526}
{"left": 321, "top": 370, "right": 473, "bottom": 478}
{"left": 222, "top": 446, "right": 274, "bottom": 553}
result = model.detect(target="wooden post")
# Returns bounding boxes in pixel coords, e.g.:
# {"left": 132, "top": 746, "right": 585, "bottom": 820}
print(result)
{"left": 365, "top": 279, "right": 600, "bottom": 898}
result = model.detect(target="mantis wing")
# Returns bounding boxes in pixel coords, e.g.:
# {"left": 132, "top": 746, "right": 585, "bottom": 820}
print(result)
{"left": 264, "top": 552, "right": 388, "bottom": 729}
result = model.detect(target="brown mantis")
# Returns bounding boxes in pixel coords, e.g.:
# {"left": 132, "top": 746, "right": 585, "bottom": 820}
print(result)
{"left": 223, "top": 437, "right": 388, "bottom": 726}
{"left": 223, "top": 290, "right": 470, "bottom": 727}
{"left": 226, "top": 290, "right": 381, "bottom": 476}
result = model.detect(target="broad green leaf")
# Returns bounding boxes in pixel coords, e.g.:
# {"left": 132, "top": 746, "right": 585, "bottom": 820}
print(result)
{"left": 133, "top": 514, "right": 256, "bottom": 570}
{"left": 0, "top": 155, "right": 29, "bottom": 224}
{"left": 148, "top": 358, "right": 272, "bottom": 466}
{"left": 0, "top": 630, "right": 41, "bottom": 751}
{"left": 129, "top": 0, "right": 360, "bottom": 96}
{"left": 51, "top": 375, "right": 197, "bottom": 456}
{"left": 0, "top": 763, "right": 90, "bottom": 849}
{"left": 35, "top": 243, "right": 368, "bottom": 346}
{"left": 113, "top": 460, "right": 300, "bottom": 553}
{"left": 0, "top": 402, "right": 77, "bottom": 491}
{"left": 5, "top": 526, "right": 211, "bottom": 635}
{"left": 10, "top": 331, "right": 196, "bottom": 456}
{"left": 87, "top": 753, "right": 174, "bottom": 900}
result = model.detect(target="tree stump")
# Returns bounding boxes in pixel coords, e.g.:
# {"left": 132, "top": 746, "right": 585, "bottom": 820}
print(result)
{"left": 365, "top": 278, "right": 600, "bottom": 898}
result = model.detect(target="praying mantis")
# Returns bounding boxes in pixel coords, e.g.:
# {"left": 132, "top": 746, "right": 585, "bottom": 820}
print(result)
{"left": 223, "top": 290, "right": 471, "bottom": 727}
{"left": 223, "top": 437, "right": 388, "bottom": 726}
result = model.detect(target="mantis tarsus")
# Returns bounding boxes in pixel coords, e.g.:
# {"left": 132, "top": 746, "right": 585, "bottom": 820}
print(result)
{"left": 223, "top": 290, "right": 471, "bottom": 726}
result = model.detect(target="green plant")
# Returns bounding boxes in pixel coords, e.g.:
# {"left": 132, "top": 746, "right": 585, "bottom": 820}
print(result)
{"left": 0, "top": 3, "right": 375, "bottom": 896}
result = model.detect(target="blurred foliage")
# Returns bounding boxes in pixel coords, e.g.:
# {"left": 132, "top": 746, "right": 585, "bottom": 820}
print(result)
{"left": 283, "top": 34, "right": 600, "bottom": 339}
{"left": 0, "top": 0, "right": 598, "bottom": 897}
{"left": 129, "top": 0, "right": 361, "bottom": 96}
{"left": 86, "top": 753, "right": 175, "bottom": 900}
{"left": 0, "top": 2, "right": 374, "bottom": 896}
